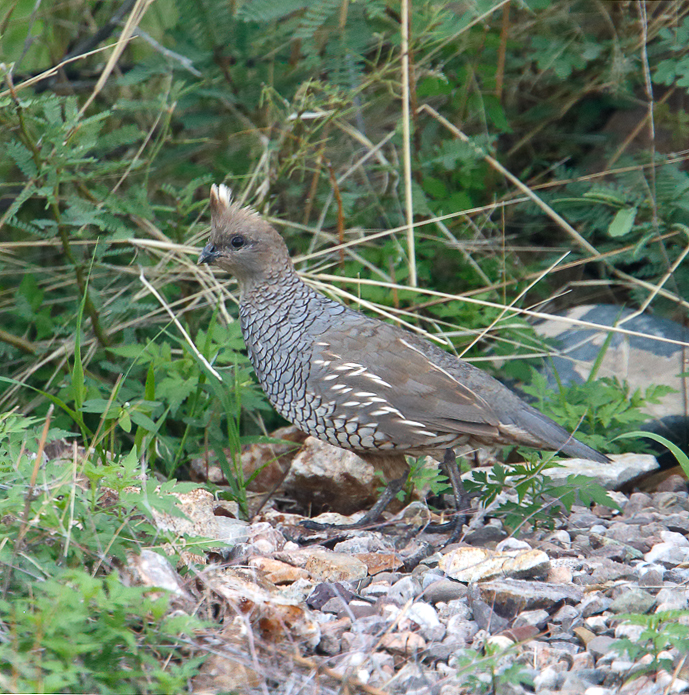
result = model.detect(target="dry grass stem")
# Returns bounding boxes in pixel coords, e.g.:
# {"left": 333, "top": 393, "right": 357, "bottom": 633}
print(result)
{"left": 76, "top": 0, "right": 155, "bottom": 118}
{"left": 420, "top": 104, "right": 600, "bottom": 256}
{"left": 313, "top": 273, "right": 689, "bottom": 350}
{"left": 138, "top": 268, "right": 222, "bottom": 381}
{"left": 401, "top": 0, "right": 417, "bottom": 287}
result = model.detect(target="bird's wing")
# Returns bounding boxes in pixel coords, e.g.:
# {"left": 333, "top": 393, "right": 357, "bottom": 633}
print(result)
{"left": 308, "top": 319, "right": 503, "bottom": 442}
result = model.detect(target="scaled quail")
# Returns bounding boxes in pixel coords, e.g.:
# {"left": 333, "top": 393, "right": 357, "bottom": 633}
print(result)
{"left": 199, "top": 184, "right": 608, "bottom": 529}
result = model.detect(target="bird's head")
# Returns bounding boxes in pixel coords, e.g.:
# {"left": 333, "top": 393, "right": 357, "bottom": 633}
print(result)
{"left": 198, "top": 184, "right": 294, "bottom": 287}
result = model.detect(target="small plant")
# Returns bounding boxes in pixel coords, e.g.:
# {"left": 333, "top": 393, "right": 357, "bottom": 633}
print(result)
{"left": 521, "top": 369, "right": 674, "bottom": 456}
{"left": 464, "top": 451, "right": 614, "bottom": 533}
{"left": 451, "top": 643, "right": 534, "bottom": 695}
{"left": 403, "top": 455, "right": 454, "bottom": 502}
{"left": 1, "top": 571, "right": 206, "bottom": 694}
{"left": 612, "top": 611, "right": 689, "bottom": 684}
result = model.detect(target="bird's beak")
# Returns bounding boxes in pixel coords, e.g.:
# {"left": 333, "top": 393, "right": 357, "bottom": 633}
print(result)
{"left": 198, "top": 243, "right": 220, "bottom": 265}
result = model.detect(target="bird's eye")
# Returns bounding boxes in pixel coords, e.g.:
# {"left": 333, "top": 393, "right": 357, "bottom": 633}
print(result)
{"left": 230, "top": 235, "right": 245, "bottom": 249}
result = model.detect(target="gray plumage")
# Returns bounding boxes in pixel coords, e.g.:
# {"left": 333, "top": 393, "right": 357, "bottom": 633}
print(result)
{"left": 198, "top": 183, "right": 609, "bottom": 487}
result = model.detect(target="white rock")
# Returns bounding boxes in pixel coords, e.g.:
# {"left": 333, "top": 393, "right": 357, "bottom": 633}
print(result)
{"left": 549, "top": 530, "right": 572, "bottom": 545}
{"left": 656, "top": 671, "right": 689, "bottom": 693}
{"left": 614, "top": 623, "right": 645, "bottom": 641}
{"left": 656, "top": 587, "right": 689, "bottom": 612}
{"left": 485, "top": 634, "right": 514, "bottom": 651}
{"left": 661, "top": 530, "right": 689, "bottom": 547}
{"left": 534, "top": 666, "right": 560, "bottom": 690}
{"left": 402, "top": 602, "right": 446, "bottom": 641}
{"left": 407, "top": 602, "right": 441, "bottom": 628}
{"left": 439, "top": 546, "right": 550, "bottom": 582}
{"left": 445, "top": 615, "right": 479, "bottom": 645}
{"left": 610, "top": 659, "right": 636, "bottom": 673}
{"left": 542, "top": 453, "right": 658, "bottom": 489}
{"left": 496, "top": 538, "right": 532, "bottom": 552}
{"left": 645, "top": 543, "right": 689, "bottom": 566}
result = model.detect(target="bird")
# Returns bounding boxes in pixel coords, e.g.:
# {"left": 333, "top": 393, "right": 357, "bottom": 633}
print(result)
{"left": 198, "top": 183, "right": 609, "bottom": 534}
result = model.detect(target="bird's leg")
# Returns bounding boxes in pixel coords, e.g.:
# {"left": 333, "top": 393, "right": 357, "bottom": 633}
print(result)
{"left": 301, "top": 474, "right": 407, "bottom": 531}
{"left": 426, "top": 448, "right": 469, "bottom": 544}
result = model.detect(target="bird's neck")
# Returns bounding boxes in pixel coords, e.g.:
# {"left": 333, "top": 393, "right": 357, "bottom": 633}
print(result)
{"left": 239, "top": 268, "right": 309, "bottom": 312}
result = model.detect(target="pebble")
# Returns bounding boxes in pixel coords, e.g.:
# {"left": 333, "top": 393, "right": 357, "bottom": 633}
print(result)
{"left": 547, "top": 529, "right": 572, "bottom": 544}
{"left": 422, "top": 577, "right": 468, "bottom": 603}
{"left": 584, "top": 615, "right": 609, "bottom": 633}
{"left": 403, "top": 602, "right": 445, "bottom": 641}
{"left": 637, "top": 564, "right": 666, "bottom": 586}
{"left": 552, "top": 604, "right": 582, "bottom": 631}
{"left": 388, "top": 575, "right": 421, "bottom": 603}
{"left": 513, "top": 608, "right": 550, "bottom": 629}
{"left": 587, "top": 635, "right": 617, "bottom": 658}
{"left": 445, "top": 615, "right": 479, "bottom": 644}
{"left": 614, "top": 623, "right": 645, "bottom": 641}
{"left": 609, "top": 588, "right": 656, "bottom": 614}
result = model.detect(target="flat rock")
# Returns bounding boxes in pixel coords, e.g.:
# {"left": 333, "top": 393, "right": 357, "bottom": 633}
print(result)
{"left": 422, "top": 578, "right": 468, "bottom": 604}
{"left": 476, "top": 579, "right": 584, "bottom": 615}
{"left": 282, "top": 548, "right": 368, "bottom": 582}
{"left": 586, "top": 635, "right": 617, "bottom": 658}
{"left": 439, "top": 546, "right": 550, "bottom": 582}
{"left": 249, "top": 557, "right": 310, "bottom": 584}
{"left": 542, "top": 453, "right": 659, "bottom": 489}
{"left": 355, "top": 552, "right": 403, "bottom": 575}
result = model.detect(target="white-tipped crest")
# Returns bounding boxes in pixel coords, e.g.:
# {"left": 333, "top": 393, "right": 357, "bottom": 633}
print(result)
{"left": 211, "top": 183, "right": 232, "bottom": 208}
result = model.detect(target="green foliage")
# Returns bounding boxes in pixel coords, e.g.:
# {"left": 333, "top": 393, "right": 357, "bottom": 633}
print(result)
{"left": 452, "top": 643, "right": 534, "bottom": 694}
{"left": 465, "top": 453, "right": 615, "bottom": 533}
{"left": 521, "top": 370, "right": 675, "bottom": 455}
{"left": 405, "top": 456, "right": 453, "bottom": 502}
{"left": 0, "top": 413, "right": 209, "bottom": 692}
{"left": 653, "top": 18, "right": 689, "bottom": 88}
{"left": 612, "top": 611, "right": 689, "bottom": 682}
{"left": 2, "top": 571, "right": 205, "bottom": 694}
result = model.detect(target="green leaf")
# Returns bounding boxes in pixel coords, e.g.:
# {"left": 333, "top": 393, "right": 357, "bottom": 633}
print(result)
{"left": 82, "top": 399, "right": 120, "bottom": 416}
{"left": 608, "top": 207, "right": 637, "bottom": 238}
{"left": 129, "top": 411, "right": 157, "bottom": 431}
{"left": 7, "top": 141, "right": 38, "bottom": 179}
{"left": 118, "top": 411, "right": 132, "bottom": 433}
{"left": 614, "top": 431, "right": 689, "bottom": 477}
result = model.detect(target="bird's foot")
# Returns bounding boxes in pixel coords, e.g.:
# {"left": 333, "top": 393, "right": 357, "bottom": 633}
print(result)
{"left": 425, "top": 514, "right": 465, "bottom": 546}
{"left": 300, "top": 518, "right": 371, "bottom": 532}
{"left": 423, "top": 449, "right": 471, "bottom": 545}
{"left": 299, "top": 474, "right": 407, "bottom": 532}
